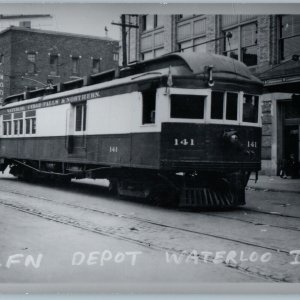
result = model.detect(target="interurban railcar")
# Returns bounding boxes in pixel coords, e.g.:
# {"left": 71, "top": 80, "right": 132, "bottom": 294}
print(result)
{"left": 0, "top": 52, "right": 263, "bottom": 208}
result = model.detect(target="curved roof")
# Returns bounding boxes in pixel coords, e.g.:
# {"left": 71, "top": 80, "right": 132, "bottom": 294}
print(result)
{"left": 173, "top": 52, "right": 253, "bottom": 77}
{"left": 140, "top": 52, "right": 262, "bottom": 86}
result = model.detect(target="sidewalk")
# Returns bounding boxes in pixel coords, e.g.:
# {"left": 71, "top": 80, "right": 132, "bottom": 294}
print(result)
{"left": 247, "top": 174, "right": 300, "bottom": 193}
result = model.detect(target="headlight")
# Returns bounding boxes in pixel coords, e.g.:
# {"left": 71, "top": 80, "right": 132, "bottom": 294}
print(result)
{"left": 230, "top": 134, "right": 238, "bottom": 143}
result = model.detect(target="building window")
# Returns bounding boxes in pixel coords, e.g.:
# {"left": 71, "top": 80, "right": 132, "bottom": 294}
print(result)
{"left": 27, "top": 53, "right": 36, "bottom": 74}
{"left": 141, "top": 51, "right": 154, "bottom": 61}
{"left": 141, "top": 30, "right": 165, "bottom": 60}
{"left": 72, "top": 57, "right": 80, "bottom": 75}
{"left": 178, "top": 40, "right": 191, "bottom": 53}
{"left": 49, "top": 54, "right": 59, "bottom": 76}
{"left": 142, "top": 90, "right": 156, "bottom": 124}
{"left": 142, "top": 15, "right": 162, "bottom": 31}
{"left": 171, "top": 95, "right": 205, "bottom": 119}
{"left": 75, "top": 103, "right": 86, "bottom": 132}
{"left": 25, "top": 110, "right": 36, "bottom": 134}
{"left": 177, "top": 16, "right": 206, "bottom": 53}
{"left": 154, "top": 15, "right": 163, "bottom": 28}
{"left": 241, "top": 23, "right": 258, "bottom": 66}
{"left": 154, "top": 15, "right": 158, "bottom": 28}
{"left": 222, "top": 15, "right": 239, "bottom": 27}
{"left": 140, "top": 15, "right": 165, "bottom": 61}
{"left": 280, "top": 15, "right": 300, "bottom": 60}
{"left": 193, "top": 37, "right": 207, "bottom": 52}
{"left": 142, "top": 15, "right": 154, "bottom": 31}
{"left": 141, "top": 48, "right": 166, "bottom": 60}
{"left": 178, "top": 36, "right": 206, "bottom": 53}
{"left": 222, "top": 15, "right": 256, "bottom": 27}
{"left": 224, "top": 28, "right": 239, "bottom": 60}
{"left": 92, "top": 58, "right": 100, "bottom": 73}
{"left": 142, "top": 15, "right": 147, "bottom": 31}
{"left": 222, "top": 17, "right": 258, "bottom": 66}
{"left": 177, "top": 15, "right": 198, "bottom": 21}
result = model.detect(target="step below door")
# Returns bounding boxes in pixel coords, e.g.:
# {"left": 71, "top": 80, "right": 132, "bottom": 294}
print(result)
{"left": 67, "top": 135, "right": 87, "bottom": 158}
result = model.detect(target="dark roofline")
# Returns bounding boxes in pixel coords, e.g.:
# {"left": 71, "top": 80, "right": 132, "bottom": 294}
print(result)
{"left": 0, "top": 25, "right": 119, "bottom": 43}
{"left": 130, "top": 52, "right": 262, "bottom": 85}
{"left": 0, "top": 14, "right": 51, "bottom": 19}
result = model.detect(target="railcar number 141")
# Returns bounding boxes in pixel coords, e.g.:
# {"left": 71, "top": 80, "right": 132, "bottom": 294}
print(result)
{"left": 247, "top": 141, "right": 258, "bottom": 148}
{"left": 109, "top": 146, "right": 118, "bottom": 153}
{"left": 174, "top": 138, "right": 195, "bottom": 146}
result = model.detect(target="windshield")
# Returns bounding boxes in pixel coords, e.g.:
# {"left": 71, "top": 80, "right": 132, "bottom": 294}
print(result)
{"left": 211, "top": 91, "right": 238, "bottom": 121}
{"left": 170, "top": 94, "right": 205, "bottom": 119}
{"left": 242, "top": 94, "right": 259, "bottom": 123}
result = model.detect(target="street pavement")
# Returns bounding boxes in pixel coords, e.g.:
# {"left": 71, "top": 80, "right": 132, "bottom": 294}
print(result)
{"left": 0, "top": 170, "right": 299, "bottom": 293}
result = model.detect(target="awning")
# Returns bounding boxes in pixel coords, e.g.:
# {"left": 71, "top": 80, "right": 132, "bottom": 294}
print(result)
{"left": 257, "top": 60, "right": 300, "bottom": 93}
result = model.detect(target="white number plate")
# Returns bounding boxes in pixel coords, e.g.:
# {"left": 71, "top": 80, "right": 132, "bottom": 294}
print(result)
{"left": 109, "top": 146, "right": 118, "bottom": 153}
{"left": 247, "top": 141, "right": 257, "bottom": 148}
{"left": 174, "top": 138, "right": 195, "bottom": 146}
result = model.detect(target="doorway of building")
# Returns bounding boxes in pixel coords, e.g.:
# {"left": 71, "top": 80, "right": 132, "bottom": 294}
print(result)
{"left": 284, "top": 125, "right": 299, "bottom": 160}
{"left": 281, "top": 98, "right": 300, "bottom": 177}
{"left": 283, "top": 125, "right": 299, "bottom": 177}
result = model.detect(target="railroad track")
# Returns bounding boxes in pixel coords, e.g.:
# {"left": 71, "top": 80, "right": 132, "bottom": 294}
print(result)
{"left": 0, "top": 185, "right": 298, "bottom": 282}
{"left": 0, "top": 186, "right": 296, "bottom": 252}
{"left": 203, "top": 212, "right": 300, "bottom": 232}
{"left": 1, "top": 185, "right": 300, "bottom": 232}
{"left": 241, "top": 207, "right": 300, "bottom": 220}
{"left": 2, "top": 178, "right": 300, "bottom": 221}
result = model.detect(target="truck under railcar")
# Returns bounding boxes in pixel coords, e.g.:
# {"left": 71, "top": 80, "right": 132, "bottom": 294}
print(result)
{"left": 0, "top": 52, "right": 263, "bottom": 209}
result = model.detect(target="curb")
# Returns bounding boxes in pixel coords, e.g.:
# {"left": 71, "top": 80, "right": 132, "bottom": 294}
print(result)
{"left": 246, "top": 186, "right": 300, "bottom": 194}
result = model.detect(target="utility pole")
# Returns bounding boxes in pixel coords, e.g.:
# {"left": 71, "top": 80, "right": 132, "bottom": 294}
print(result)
{"left": 111, "top": 14, "right": 139, "bottom": 67}
{"left": 121, "top": 15, "right": 127, "bottom": 67}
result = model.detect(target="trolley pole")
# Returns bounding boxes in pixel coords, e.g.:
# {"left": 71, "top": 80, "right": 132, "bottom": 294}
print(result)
{"left": 112, "top": 14, "right": 139, "bottom": 67}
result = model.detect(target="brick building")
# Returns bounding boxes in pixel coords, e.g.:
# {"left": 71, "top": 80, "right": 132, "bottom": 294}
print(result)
{"left": 0, "top": 26, "right": 119, "bottom": 103}
{"left": 123, "top": 14, "right": 300, "bottom": 176}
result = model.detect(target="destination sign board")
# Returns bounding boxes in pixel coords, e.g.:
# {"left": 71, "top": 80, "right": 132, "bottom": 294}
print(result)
{"left": 0, "top": 90, "right": 101, "bottom": 115}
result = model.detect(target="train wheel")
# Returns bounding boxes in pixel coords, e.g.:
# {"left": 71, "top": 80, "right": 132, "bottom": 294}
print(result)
{"left": 53, "top": 176, "right": 72, "bottom": 185}
{"left": 18, "top": 169, "right": 35, "bottom": 182}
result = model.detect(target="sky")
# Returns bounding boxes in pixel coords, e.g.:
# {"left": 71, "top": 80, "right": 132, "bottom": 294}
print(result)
{"left": 0, "top": 2, "right": 299, "bottom": 41}
{"left": 0, "top": 3, "right": 122, "bottom": 40}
